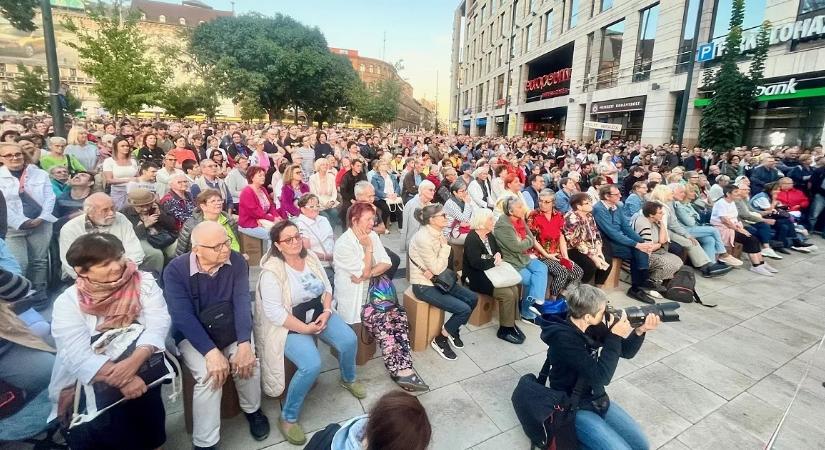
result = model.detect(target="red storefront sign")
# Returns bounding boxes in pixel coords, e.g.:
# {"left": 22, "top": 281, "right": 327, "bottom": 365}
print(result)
{"left": 524, "top": 68, "right": 572, "bottom": 93}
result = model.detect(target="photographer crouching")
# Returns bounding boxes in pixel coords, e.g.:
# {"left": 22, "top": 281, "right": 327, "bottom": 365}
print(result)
{"left": 541, "top": 284, "right": 660, "bottom": 450}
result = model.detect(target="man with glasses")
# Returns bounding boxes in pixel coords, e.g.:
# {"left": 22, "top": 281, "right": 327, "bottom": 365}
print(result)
{"left": 191, "top": 158, "right": 233, "bottom": 213}
{"left": 592, "top": 184, "right": 658, "bottom": 304}
{"left": 0, "top": 143, "right": 57, "bottom": 295}
{"left": 163, "top": 221, "right": 269, "bottom": 450}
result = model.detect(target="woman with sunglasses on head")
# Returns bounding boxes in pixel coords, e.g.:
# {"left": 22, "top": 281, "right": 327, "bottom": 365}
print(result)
{"left": 278, "top": 163, "right": 310, "bottom": 219}
{"left": 409, "top": 204, "right": 478, "bottom": 361}
{"left": 255, "top": 220, "right": 365, "bottom": 446}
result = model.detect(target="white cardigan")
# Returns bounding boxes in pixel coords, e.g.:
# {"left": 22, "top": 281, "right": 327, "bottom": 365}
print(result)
{"left": 332, "top": 229, "right": 390, "bottom": 324}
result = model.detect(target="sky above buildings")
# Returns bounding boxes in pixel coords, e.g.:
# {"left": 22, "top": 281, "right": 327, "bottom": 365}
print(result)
{"left": 207, "top": 0, "right": 455, "bottom": 118}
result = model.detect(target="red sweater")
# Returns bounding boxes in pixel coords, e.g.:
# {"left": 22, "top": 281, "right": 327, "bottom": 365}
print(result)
{"left": 776, "top": 188, "right": 809, "bottom": 211}
{"left": 238, "top": 186, "right": 278, "bottom": 228}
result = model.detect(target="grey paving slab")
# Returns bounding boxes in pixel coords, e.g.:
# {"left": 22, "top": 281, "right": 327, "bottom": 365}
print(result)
{"left": 470, "top": 426, "right": 532, "bottom": 450}
{"left": 689, "top": 325, "right": 800, "bottom": 379}
{"left": 660, "top": 347, "right": 757, "bottom": 400}
{"left": 408, "top": 345, "right": 483, "bottom": 390}
{"left": 417, "top": 383, "right": 501, "bottom": 450}
{"left": 622, "top": 362, "right": 727, "bottom": 423}
{"left": 676, "top": 408, "right": 769, "bottom": 450}
{"left": 459, "top": 365, "right": 523, "bottom": 431}
{"left": 290, "top": 369, "right": 365, "bottom": 434}
{"left": 739, "top": 313, "right": 820, "bottom": 351}
{"left": 606, "top": 379, "right": 693, "bottom": 449}
{"left": 460, "top": 326, "right": 530, "bottom": 371}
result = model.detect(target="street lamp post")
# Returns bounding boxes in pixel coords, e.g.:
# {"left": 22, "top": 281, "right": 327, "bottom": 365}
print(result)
{"left": 675, "top": 0, "right": 705, "bottom": 145}
{"left": 502, "top": 3, "right": 518, "bottom": 137}
{"left": 41, "top": 0, "right": 65, "bottom": 137}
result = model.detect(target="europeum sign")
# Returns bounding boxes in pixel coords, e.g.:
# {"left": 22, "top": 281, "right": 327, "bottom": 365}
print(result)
{"left": 525, "top": 68, "right": 572, "bottom": 100}
{"left": 697, "top": 15, "right": 825, "bottom": 62}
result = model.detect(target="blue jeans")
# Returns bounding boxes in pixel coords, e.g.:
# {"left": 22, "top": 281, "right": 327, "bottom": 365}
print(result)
{"left": 809, "top": 193, "right": 825, "bottom": 231}
{"left": 238, "top": 226, "right": 272, "bottom": 252}
{"left": 5, "top": 222, "right": 52, "bottom": 293}
{"left": 576, "top": 402, "right": 649, "bottom": 450}
{"left": 519, "top": 259, "right": 548, "bottom": 319}
{"left": 610, "top": 242, "right": 649, "bottom": 288}
{"left": 412, "top": 284, "right": 478, "bottom": 335}
{"left": 282, "top": 313, "right": 356, "bottom": 422}
{"left": 745, "top": 222, "right": 773, "bottom": 245}
{"left": 685, "top": 226, "right": 725, "bottom": 261}
{"left": 0, "top": 239, "right": 22, "bottom": 275}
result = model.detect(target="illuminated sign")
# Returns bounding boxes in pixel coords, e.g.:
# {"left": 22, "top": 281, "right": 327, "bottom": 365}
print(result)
{"left": 525, "top": 68, "right": 572, "bottom": 92}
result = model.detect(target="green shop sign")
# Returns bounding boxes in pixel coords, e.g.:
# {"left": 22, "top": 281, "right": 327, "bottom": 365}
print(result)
{"left": 694, "top": 83, "right": 825, "bottom": 108}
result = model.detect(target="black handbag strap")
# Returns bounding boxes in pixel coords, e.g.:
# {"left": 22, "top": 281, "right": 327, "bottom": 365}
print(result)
{"left": 537, "top": 351, "right": 588, "bottom": 409}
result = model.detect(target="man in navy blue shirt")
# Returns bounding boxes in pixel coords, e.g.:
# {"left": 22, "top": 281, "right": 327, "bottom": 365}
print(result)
{"left": 164, "top": 221, "right": 269, "bottom": 449}
{"left": 592, "top": 184, "right": 658, "bottom": 304}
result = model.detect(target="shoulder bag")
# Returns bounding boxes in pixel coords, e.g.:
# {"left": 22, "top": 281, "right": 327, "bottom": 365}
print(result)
{"left": 409, "top": 258, "right": 457, "bottom": 294}
{"left": 191, "top": 275, "right": 236, "bottom": 350}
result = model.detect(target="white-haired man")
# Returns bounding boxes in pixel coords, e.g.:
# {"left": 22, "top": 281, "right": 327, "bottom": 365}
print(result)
{"left": 401, "top": 180, "right": 436, "bottom": 252}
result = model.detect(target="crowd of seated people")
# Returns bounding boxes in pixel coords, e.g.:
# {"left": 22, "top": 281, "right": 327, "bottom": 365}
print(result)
{"left": 1, "top": 117, "right": 824, "bottom": 450}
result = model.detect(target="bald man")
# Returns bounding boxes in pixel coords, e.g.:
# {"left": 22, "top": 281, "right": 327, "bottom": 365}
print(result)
{"left": 163, "top": 221, "right": 269, "bottom": 449}
{"left": 59, "top": 192, "right": 145, "bottom": 278}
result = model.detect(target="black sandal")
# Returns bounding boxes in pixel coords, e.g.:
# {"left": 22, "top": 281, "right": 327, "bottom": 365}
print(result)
{"left": 394, "top": 373, "right": 430, "bottom": 392}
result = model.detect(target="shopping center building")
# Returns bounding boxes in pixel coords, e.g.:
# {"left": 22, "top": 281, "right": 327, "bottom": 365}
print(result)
{"left": 449, "top": 0, "right": 825, "bottom": 148}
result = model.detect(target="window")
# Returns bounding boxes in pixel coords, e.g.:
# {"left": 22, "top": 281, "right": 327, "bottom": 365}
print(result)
{"left": 675, "top": 0, "right": 701, "bottom": 73}
{"left": 0, "top": 63, "right": 6, "bottom": 72}
{"left": 497, "top": 44, "right": 503, "bottom": 66}
{"left": 140, "top": 13, "right": 146, "bottom": 20}
{"left": 481, "top": 4, "right": 487, "bottom": 22}
{"left": 528, "top": 0, "right": 537, "bottom": 14}
{"left": 359, "top": 63, "right": 365, "bottom": 72}
{"left": 794, "top": 0, "right": 825, "bottom": 51}
{"left": 481, "top": 31, "right": 486, "bottom": 51}
{"left": 179, "top": 17, "right": 186, "bottom": 25}
{"left": 158, "top": 14, "right": 166, "bottom": 23}
{"left": 545, "top": 10, "right": 554, "bottom": 42}
{"left": 377, "top": 66, "right": 381, "bottom": 75}
{"left": 600, "top": 0, "right": 613, "bottom": 13}
{"left": 597, "top": 19, "right": 625, "bottom": 89}
{"left": 368, "top": 65, "right": 374, "bottom": 73}
{"left": 525, "top": 24, "right": 533, "bottom": 52}
{"left": 510, "top": 34, "right": 517, "bottom": 58}
{"left": 711, "top": 0, "right": 766, "bottom": 40}
{"left": 70, "top": 68, "right": 77, "bottom": 77}
{"left": 633, "top": 3, "right": 659, "bottom": 82}
{"left": 569, "top": 0, "right": 580, "bottom": 28}
{"left": 489, "top": 24, "right": 493, "bottom": 45}
{"left": 496, "top": 74, "right": 505, "bottom": 102}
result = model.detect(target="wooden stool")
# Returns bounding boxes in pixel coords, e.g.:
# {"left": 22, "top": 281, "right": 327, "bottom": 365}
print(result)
{"left": 331, "top": 323, "right": 376, "bottom": 366}
{"left": 182, "top": 365, "right": 242, "bottom": 434}
{"left": 469, "top": 293, "right": 495, "bottom": 327}
{"left": 450, "top": 244, "right": 464, "bottom": 273}
{"left": 239, "top": 233, "right": 264, "bottom": 266}
{"left": 403, "top": 287, "right": 444, "bottom": 352}
{"left": 731, "top": 243, "right": 743, "bottom": 259}
{"left": 602, "top": 257, "right": 624, "bottom": 290}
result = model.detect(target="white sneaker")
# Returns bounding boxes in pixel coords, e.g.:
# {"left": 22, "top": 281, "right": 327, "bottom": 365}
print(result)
{"left": 750, "top": 265, "right": 775, "bottom": 276}
{"left": 791, "top": 245, "right": 812, "bottom": 253}
{"left": 533, "top": 298, "right": 545, "bottom": 305}
{"left": 761, "top": 248, "right": 783, "bottom": 259}
{"left": 718, "top": 255, "right": 743, "bottom": 266}
{"left": 762, "top": 263, "right": 779, "bottom": 273}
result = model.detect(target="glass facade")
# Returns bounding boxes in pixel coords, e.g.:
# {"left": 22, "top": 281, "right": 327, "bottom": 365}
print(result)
{"left": 633, "top": 3, "right": 659, "bottom": 82}
{"left": 545, "top": 10, "right": 554, "bottom": 42}
{"left": 711, "top": 0, "right": 766, "bottom": 40}
{"left": 745, "top": 97, "right": 825, "bottom": 148}
{"left": 676, "top": 0, "right": 701, "bottom": 73}
{"left": 601, "top": 0, "right": 614, "bottom": 13}
{"left": 569, "top": 0, "right": 580, "bottom": 28}
{"left": 597, "top": 20, "right": 625, "bottom": 89}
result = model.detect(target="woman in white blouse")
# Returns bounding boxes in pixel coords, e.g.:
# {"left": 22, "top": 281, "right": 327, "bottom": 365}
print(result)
{"left": 102, "top": 136, "right": 139, "bottom": 210}
{"left": 293, "top": 193, "right": 335, "bottom": 282}
{"left": 308, "top": 157, "right": 339, "bottom": 228}
{"left": 48, "top": 233, "right": 171, "bottom": 448}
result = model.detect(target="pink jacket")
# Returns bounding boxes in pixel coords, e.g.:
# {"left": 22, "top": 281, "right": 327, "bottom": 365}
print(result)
{"left": 238, "top": 186, "right": 278, "bottom": 228}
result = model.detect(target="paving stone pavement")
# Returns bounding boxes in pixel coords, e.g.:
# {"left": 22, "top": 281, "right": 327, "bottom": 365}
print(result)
{"left": 4, "top": 230, "right": 824, "bottom": 450}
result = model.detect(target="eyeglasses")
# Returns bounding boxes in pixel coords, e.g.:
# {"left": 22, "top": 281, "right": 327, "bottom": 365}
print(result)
{"left": 279, "top": 233, "right": 303, "bottom": 244}
{"left": 198, "top": 239, "right": 231, "bottom": 252}
{"left": 432, "top": 213, "right": 447, "bottom": 219}
{"left": 0, "top": 153, "right": 23, "bottom": 159}
{"left": 606, "top": 192, "right": 621, "bottom": 197}
{"left": 540, "top": 200, "right": 554, "bottom": 204}
{"left": 304, "top": 204, "right": 321, "bottom": 210}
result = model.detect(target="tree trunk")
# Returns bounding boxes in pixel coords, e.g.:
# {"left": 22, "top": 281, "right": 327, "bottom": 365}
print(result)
{"left": 267, "top": 108, "right": 278, "bottom": 123}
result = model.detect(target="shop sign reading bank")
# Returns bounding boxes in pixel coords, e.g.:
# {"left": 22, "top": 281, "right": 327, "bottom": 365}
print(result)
{"left": 697, "top": 15, "right": 825, "bottom": 62}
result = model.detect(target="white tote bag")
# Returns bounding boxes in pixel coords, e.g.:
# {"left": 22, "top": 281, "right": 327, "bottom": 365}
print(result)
{"left": 484, "top": 262, "right": 522, "bottom": 288}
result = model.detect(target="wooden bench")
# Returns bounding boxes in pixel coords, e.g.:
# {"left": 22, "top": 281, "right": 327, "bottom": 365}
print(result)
{"left": 239, "top": 233, "right": 264, "bottom": 266}
{"left": 403, "top": 287, "right": 444, "bottom": 352}
{"left": 449, "top": 243, "right": 464, "bottom": 273}
{"left": 601, "top": 257, "right": 625, "bottom": 290}
{"left": 182, "top": 365, "right": 241, "bottom": 434}
{"left": 469, "top": 293, "right": 495, "bottom": 327}
{"left": 330, "top": 323, "right": 376, "bottom": 366}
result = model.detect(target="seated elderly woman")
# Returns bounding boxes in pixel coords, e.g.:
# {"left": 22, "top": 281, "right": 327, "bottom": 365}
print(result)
{"left": 255, "top": 220, "right": 365, "bottom": 445}
{"left": 308, "top": 157, "right": 340, "bottom": 228}
{"left": 528, "top": 189, "right": 584, "bottom": 303}
{"left": 563, "top": 193, "right": 612, "bottom": 286}
{"left": 493, "top": 196, "right": 549, "bottom": 326}
{"left": 333, "top": 202, "right": 428, "bottom": 392}
{"left": 159, "top": 173, "right": 195, "bottom": 230}
{"left": 176, "top": 189, "right": 241, "bottom": 256}
{"left": 239, "top": 166, "right": 280, "bottom": 250}
{"left": 708, "top": 175, "right": 731, "bottom": 204}
{"left": 371, "top": 158, "right": 402, "bottom": 231}
{"left": 279, "top": 164, "right": 310, "bottom": 219}
{"left": 48, "top": 233, "right": 171, "bottom": 449}
{"left": 409, "top": 204, "right": 478, "bottom": 361}
{"left": 442, "top": 179, "right": 475, "bottom": 245}
{"left": 623, "top": 181, "right": 648, "bottom": 221}
{"left": 711, "top": 185, "right": 778, "bottom": 276}
{"left": 631, "top": 202, "right": 684, "bottom": 287}
{"left": 293, "top": 193, "right": 335, "bottom": 281}
{"left": 462, "top": 208, "right": 524, "bottom": 344}
{"left": 751, "top": 180, "right": 813, "bottom": 253}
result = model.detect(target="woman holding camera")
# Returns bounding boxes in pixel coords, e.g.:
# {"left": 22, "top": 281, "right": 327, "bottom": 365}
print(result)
{"left": 542, "top": 284, "right": 659, "bottom": 450}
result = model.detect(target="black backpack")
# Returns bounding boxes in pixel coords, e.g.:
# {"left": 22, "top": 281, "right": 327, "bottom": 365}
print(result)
{"left": 664, "top": 266, "right": 715, "bottom": 307}
{"left": 303, "top": 423, "right": 341, "bottom": 450}
{"left": 511, "top": 353, "right": 585, "bottom": 450}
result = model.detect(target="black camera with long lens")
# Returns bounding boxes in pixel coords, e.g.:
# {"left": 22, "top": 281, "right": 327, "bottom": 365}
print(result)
{"left": 604, "top": 302, "right": 681, "bottom": 328}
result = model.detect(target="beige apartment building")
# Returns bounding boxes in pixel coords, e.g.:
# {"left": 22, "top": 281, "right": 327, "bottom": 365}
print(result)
{"left": 450, "top": 0, "right": 825, "bottom": 148}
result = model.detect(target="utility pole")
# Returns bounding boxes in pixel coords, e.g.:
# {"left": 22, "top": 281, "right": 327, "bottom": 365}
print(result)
{"left": 382, "top": 31, "right": 387, "bottom": 61}
{"left": 675, "top": 0, "right": 705, "bottom": 145}
{"left": 502, "top": 2, "right": 517, "bottom": 137}
{"left": 435, "top": 70, "right": 439, "bottom": 132}
{"left": 41, "top": 0, "right": 65, "bottom": 137}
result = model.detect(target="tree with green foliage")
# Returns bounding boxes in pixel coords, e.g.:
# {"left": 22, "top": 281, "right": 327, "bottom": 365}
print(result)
{"left": 3, "top": 65, "right": 49, "bottom": 113}
{"left": 299, "top": 53, "right": 361, "bottom": 127}
{"left": 238, "top": 96, "right": 266, "bottom": 122}
{"left": 62, "top": 1, "right": 167, "bottom": 118}
{"left": 62, "top": 90, "right": 82, "bottom": 114}
{"left": 190, "top": 13, "right": 357, "bottom": 122}
{"left": 353, "top": 78, "right": 401, "bottom": 127}
{"left": 159, "top": 85, "right": 200, "bottom": 119}
{"left": 698, "top": 0, "right": 771, "bottom": 153}
{"left": 0, "top": 0, "right": 38, "bottom": 32}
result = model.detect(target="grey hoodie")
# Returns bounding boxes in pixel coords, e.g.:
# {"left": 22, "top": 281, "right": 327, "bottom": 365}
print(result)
{"left": 332, "top": 414, "right": 369, "bottom": 450}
